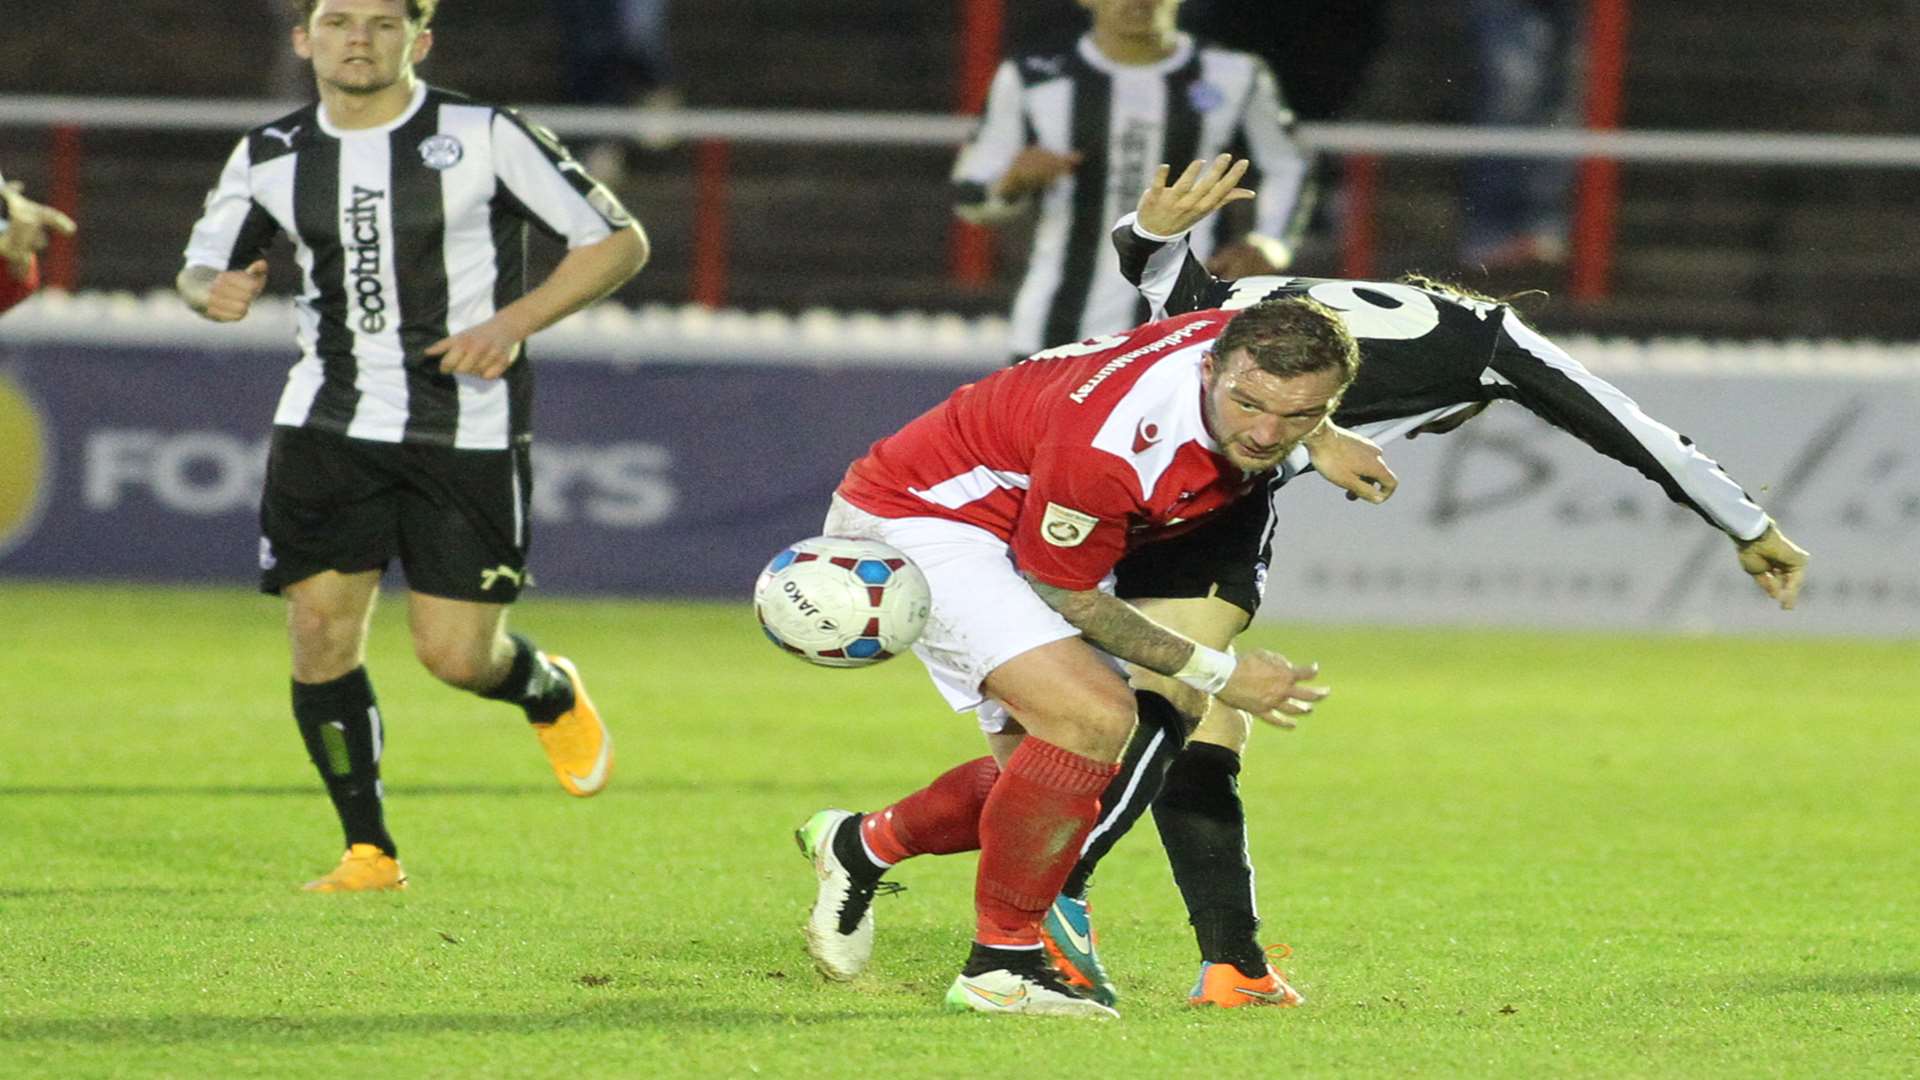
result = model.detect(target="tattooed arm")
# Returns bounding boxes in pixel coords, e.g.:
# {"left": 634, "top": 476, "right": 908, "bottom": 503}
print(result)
{"left": 1027, "top": 576, "right": 1326, "bottom": 720}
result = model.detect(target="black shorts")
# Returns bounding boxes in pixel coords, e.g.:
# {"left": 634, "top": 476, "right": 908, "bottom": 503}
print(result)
{"left": 258, "top": 425, "right": 534, "bottom": 603}
{"left": 1112, "top": 480, "right": 1277, "bottom": 618}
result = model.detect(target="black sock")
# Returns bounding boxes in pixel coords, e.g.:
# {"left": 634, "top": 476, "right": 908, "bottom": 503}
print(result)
{"left": 832, "top": 812, "right": 887, "bottom": 883}
{"left": 1153, "top": 741, "right": 1266, "bottom": 978}
{"left": 292, "top": 667, "right": 395, "bottom": 856}
{"left": 962, "top": 941, "right": 1047, "bottom": 977}
{"left": 478, "top": 633, "right": 575, "bottom": 724}
{"left": 1059, "top": 690, "right": 1188, "bottom": 899}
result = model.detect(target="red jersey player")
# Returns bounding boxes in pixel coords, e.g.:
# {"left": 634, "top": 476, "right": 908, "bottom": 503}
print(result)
{"left": 799, "top": 296, "right": 1389, "bottom": 1018}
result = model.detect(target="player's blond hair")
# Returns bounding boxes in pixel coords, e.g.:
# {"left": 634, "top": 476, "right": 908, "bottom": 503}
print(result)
{"left": 1214, "top": 298, "right": 1360, "bottom": 386}
{"left": 290, "top": 0, "right": 438, "bottom": 28}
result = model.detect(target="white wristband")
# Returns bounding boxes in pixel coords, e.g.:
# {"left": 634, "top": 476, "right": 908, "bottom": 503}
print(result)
{"left": 1131, "top": 216, "right": 1190, "bottom": 243}
{"left": 1173, "top": 643, "right": 1237, "bottom": 695}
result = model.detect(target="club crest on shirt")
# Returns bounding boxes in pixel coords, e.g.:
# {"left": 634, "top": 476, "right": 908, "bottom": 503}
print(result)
{"left": 418, "top": 134, "right": 464, "bottom": 170}
{"left": 1187, "top": 81, "right": 1225, "bottom": 112}
{"left": 1041, "top": 502, "right": 1099, "bottom": 547}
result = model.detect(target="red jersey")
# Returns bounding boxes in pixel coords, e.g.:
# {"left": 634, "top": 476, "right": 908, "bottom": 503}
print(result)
{"left": 838, "top": 309, "right": 1258, "bottom": 590}
{"left": 0, "top": 254, "right": 37, "bottom": 316}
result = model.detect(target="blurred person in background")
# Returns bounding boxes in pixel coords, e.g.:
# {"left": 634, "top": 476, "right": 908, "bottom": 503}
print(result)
{"left": 555, "top": 0, "right": 679, "bottom": 178}
{"left": 177, "top": 0, "right": 648, "bottom": 893}
{"left": 0, "top": 175, "right": 77, "bottom": 316}
{"left": 1182, "top": 0, "right": 1388, "bottom": 127}
{"left": 1180, "top": 0, "right": 1390, "bottom": 261}
{"left": 1461, "top": 0, "right": 1579, "bottom": 269}
{"left": 953, "top": 0, "right": 1313, "bottom": 363}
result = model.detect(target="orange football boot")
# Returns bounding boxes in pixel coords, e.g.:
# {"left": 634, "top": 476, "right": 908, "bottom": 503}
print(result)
{"left": 1189, "top": 944, "right": 1305, "bottom": 1008}
{"left": 532, "top": 654, "right": 612, "bottom": 797}
{"left": 302, "top": 843, "right": 408, "bottom": 892}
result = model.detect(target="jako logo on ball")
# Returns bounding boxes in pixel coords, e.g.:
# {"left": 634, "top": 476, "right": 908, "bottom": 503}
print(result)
{"left": 753, "top": 535, "right": 931, "bottom": 669}
{"left": 0, "top": 374, "right": 50, "bottom": 557}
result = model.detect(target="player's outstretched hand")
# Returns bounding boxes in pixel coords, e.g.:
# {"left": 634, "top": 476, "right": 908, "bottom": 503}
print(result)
{"left": 203, "top": 260, "right": 269, "bottom": 322}
{"left": 426, "top": 319, "right": 525, "bottom": 380}
{"left": 1305, "top": 422, "right": 1398, "bottom": 504}
{"left": 1216, "top": 649, "right": 1326, "bottom": 727}
{"left": 1735, "top": 522, "right": 1810, "bottom": 610}
{"left": 0, "top": 181, "right": 77, "bottom": 275}
{"left": 1136, "top": 154, "right": 1253, "bottom": 238}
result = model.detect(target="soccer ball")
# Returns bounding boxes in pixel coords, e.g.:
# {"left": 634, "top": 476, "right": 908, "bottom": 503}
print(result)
{"left": 753, "top": 536, "right": 932, "bottom": 668}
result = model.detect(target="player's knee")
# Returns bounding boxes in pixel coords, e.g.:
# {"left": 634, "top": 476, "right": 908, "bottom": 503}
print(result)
{"left": 1057, "top": 681, "right": 1140, "bottom": 762}
{"left": 1133, "top": 669, "right": 1209, "bottom": 727}
{"left": 1190, "top": 697, "right": 1253, "bottom": 754}
{"left": 286, "top": 605, "right": 367, "bottom": 678}
{"left": 413, "top": 636, "right": 493, "bottom": 691}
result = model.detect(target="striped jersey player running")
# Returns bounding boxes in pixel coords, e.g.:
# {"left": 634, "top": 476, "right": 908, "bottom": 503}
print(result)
{"left": 177, "top": 0, "right": 647, "bottom": 892}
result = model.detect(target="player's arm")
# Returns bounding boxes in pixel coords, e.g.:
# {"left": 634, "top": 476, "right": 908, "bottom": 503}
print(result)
{"left": 1027, "top": 576, "right": 1325, "bottom": 721}
{"left": 177, "top": 138, "right": 279, "bottom": 323}
{"left": 1015, "top": 457, "right": 1325, "bottom": 718}
{"left": 952, "top": 59, "right": 1078, "bottom": 225}
{"left": 432, "top": 112, "right": 651, "bottom": 379}
{"left": 1490, "top": 310, "right": 1808, "bottom": 609}
{"left": 1, "top": 178, "right": 76, "bottom": 281}
{"left": 1299, "top": 420, "right": 1397, "bottom": 504}
{"left": 1207, "top": 59, "right": 1314, "bottom": 280}
{"left": 428, "top": 227, "right": 646, "bottom": 379}
{"left": 1112, "top": 156, "right": 1293, "bottom": 318}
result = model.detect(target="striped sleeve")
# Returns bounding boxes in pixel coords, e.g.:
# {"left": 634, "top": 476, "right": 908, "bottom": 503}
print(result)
{"left": 1111, "top": 211, "right": 1236, "bottom": 319}
{"left": 1236, "top": 59, "right": 1313, "bottom": 246}
{"left": 1490, "top": 311, "right": 1771, "bottom": 540}
{"left": 182, "top": 138, "right": 279, "bottom": 271}
{"left": 951, "top": 60, "right": 1034, "bottom": 225}
{"left": 490, "top": 110, "right": 627, "bottom": 248}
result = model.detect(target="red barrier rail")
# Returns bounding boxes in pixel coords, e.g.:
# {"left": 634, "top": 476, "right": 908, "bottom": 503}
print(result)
{"left": 1572, "top": 0, "right": 1631, "bottom": 301}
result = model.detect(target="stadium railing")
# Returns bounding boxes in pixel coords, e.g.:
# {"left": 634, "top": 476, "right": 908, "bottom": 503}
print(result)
{"left": 3, "top": 96, "right": 1919, "bottom": 307}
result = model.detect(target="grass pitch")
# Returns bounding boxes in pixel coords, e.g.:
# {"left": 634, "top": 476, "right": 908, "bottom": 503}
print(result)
{"left": 0, "top": 582, "right": 1914, "bottom": 1078}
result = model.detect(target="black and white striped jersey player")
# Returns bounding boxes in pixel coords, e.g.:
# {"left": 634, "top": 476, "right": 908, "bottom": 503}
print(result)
{"left": 175, "top": 0, "right": 646, "bottom": 892}
{"left": 182, "top": 82, "right": 636, "bottom": 449}
{"left": 951, "top": 13, "right": 1310, "bottom": 361}
{"left": 1036, "top": 156, "right": 1811, "bottom": 1003}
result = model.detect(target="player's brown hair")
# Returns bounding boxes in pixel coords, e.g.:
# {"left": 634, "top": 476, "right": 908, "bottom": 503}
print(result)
{"left": 289, "top": 0, "right": 438, "bottom": 27}
{"left": 1398, "top": 272, "right": 1547, "bottom": 313}
{"left": 1213, "top": 297, "right": 1360, "bottom": 387}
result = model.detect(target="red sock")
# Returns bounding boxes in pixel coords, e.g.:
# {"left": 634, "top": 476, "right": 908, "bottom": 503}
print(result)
{"left": 974, "top": 739, "right": 1119, "bottom": 948}
{"left": 861, "top": 756, "right": 1000, "bottom": 865}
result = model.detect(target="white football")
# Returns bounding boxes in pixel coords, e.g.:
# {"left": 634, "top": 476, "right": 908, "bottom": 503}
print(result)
{"left": 753, "top": 536, "right": 932, "bottom": 668}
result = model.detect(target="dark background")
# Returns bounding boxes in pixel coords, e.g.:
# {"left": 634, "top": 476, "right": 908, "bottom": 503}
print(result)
{"left": 2, "top": 0, "right": 1917, "bottom": 339}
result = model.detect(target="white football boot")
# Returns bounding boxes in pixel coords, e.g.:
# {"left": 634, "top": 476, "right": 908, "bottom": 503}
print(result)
{"left": 945, "top": 963, "right": 1121, "bottom": 1019}
{"left": 796, "top": 808, "right": 885, "bottom": 980}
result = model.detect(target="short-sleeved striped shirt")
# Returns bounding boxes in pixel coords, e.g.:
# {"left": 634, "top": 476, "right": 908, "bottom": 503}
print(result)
{"left": 183, "top": 82, "right": 633, "bottom": 449}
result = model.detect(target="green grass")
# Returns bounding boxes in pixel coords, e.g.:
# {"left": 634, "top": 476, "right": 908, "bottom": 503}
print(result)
{"left": 1, "top": 582, "right": 1915, "bottom": 1078}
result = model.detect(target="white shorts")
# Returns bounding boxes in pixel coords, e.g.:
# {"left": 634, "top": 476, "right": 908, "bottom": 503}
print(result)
{"left": 824, "top": 495, "right": 1112, "bottom": 732}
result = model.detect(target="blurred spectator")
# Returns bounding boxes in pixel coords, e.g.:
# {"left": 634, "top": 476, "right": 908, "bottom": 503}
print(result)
{"left": 0, "top": 175, "right": 77, "bottom": 315}
{"left": 1182, "top": 0, "right": 1389, "bottom": 123}
{"left": 265, "top": 0, "right": 314, "bottom": 99}
{"left": 1461, "top": 0, "right": 1579, "bottom": 269}
{"left": 953, "top": 0, "right": 1312, "bottom": 361}
{"left": 556, "top": 0, "right": 679, "bottom": 177}
{"left": 1180, "top": 0, "right": 1390, "bottom": 265}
